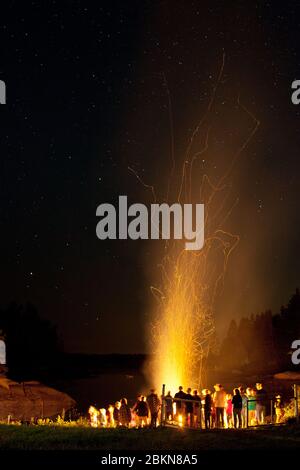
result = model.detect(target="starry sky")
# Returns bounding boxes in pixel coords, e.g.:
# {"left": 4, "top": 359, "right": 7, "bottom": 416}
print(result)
{"left": 1, "top": 1, "right": 300, "bottom": 354}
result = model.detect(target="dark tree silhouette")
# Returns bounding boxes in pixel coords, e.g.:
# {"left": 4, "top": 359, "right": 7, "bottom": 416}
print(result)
{"left": 273, "top": 288, "right": 300, "bottom": 368}
{"left": 0, "top": 302, "right": 61, "bottom": 379}
{"left": 219, "top": 289, "right": 300, "bottom": 372}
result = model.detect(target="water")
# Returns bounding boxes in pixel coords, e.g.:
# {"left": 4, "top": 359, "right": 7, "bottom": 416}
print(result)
{"left": 52, "top": 369, "right": 295, "bottom": 414}
{"left": 53, "top": 372, "right": 148, "bottom": 412}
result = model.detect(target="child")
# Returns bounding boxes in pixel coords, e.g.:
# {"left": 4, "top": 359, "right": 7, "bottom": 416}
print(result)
{"left": 88, "top": 405, "right": 99, "bottom": 428}
{"left": 203, "top": 389, "right": 212, "bottom": 429}
{"left": 274, "top": 395, "right": 284, "bottom": 424}
{"left": 119, "top": 397, "right": 132, "bottom": 427}
{"left": 113, "top": 401, "right": 121, "bottom": 427}
{"left": 246, "top": 387, "right": 256, "bottom": 425}
{"left": 225, "top": 393, "right": 233, "bottom": 428}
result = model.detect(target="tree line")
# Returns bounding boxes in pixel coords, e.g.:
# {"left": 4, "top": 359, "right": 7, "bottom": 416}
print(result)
{"left": 218, "top": 289, "right": 300, "bottom": 372}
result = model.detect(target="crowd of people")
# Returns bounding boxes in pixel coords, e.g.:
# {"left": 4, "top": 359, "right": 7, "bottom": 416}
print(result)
{"left": 88, "top": 389, "right": 161, "bottom": 429}
{"left": 167, "top": 382, "right": 275, "bottom": 429}
{"left": 88, "top": 382, "right": 284, "bottom": 429}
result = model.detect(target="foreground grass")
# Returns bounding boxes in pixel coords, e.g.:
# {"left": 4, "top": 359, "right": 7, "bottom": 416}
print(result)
{"left": 0, "top": 424, "right": 300, "bottom": 451}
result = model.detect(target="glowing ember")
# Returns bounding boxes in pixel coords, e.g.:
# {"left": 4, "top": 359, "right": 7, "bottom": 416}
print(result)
{"left": 150, "top": 252, "right": 216, "bottom": 393}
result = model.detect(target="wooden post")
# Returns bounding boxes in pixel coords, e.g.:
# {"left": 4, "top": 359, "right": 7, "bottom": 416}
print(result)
{"left": 294, "top": 384, "right": 299, "bottom": 423}
{"left": 199, "top": 402, "right": 202, "bottom": 430}
{"left": 270, "top": 399, "right": 273, "bottom": 424}
{"left": 161, "top": 384, "right": 166, "bottom": 426}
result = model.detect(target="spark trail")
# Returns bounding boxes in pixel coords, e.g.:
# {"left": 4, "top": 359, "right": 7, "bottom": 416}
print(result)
{"left": 130, "top": 53, "right": 259, "bottom": 393}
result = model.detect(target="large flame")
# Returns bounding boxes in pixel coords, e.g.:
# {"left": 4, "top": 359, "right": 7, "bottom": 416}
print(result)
{"left": 150, "top": 250, "right": 215, "bottom": 393}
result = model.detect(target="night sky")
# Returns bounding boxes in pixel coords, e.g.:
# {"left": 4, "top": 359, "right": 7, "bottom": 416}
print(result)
{"left": 1, "top": 1, "right": 300, "bottom": 354}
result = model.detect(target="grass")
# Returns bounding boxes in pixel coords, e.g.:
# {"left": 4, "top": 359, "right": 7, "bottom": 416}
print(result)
{"left": 0, "top": 424, "right": 300, "bottom": 451}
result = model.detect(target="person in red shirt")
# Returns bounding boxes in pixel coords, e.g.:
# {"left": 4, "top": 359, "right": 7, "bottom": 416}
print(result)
{"left": 226, "top": 393, "right": 233, "bottom": 428}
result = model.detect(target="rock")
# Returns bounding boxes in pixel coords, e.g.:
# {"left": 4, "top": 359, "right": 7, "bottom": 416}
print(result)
{"left": 0, "top": 377, "right": 76, "bottom": 421}
{"left": 274, "top": 370, "right": 300, "bottom": 382}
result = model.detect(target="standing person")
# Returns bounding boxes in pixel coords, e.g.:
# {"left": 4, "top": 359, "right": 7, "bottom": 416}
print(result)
{"left": 88, "top": 405, "right": 99, "bottom": 428}
{"left": 146, "top": 389, "right": 161, "bottom": 428}
{"left": 204, "top": 389, "right": 212, "bottom": 429}
{"left": 255, "top": 382, "right": 267, "bottom": 424}
{"left": 232, "top": 388, "right": 243, "bottom": 429}
{"left": 185, "top": 388, "right": 194, "bottom": 427}
{"left": 274, "top": 395, "right": 284, "bottom": 424}
{"left": 164, "top": 391, "right": 173, "bottom": 422}
{"left": 211, "top": 399, "right": 216, "bottom": 428}
{"left": 132, "top": 395, "right": 141, "bottom": 425}
{"left": 134, "top": 395, "right": 149, "bottom": 428}
{"left": 246, "top": 388, "right": 256, "bottom": 426}
{"left": 213, "top": 384, "right": 226, "bottom": 428}
{"left": 99, "top": 408, "right": 107, "bottom": 427}
{"left": 225, "top": 394, "right": 233, "bottom": 428}
{"left": 192, "top": 389, "right": 201, "bottom": 428}
{"left": 106, "top": 404, "right": 115, "bottom": 427}
{"left": 113, "top": 401, "right": 121, "bottom": 427}
{"left": 174, "top": 386, "right": 187, "bottom": 420}
{"left": 239, "top": 387, "right": 248, "bottom": 428}
{"left": 119, "top": 398, "right": 132, "bottom": 427}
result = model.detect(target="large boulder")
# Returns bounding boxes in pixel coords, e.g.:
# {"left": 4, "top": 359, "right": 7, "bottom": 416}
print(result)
{"left": 0, "top": 377, "right": 76, "bottom": 421}
{"left": 274, "top": 371, "right": 300, "bottom": 382}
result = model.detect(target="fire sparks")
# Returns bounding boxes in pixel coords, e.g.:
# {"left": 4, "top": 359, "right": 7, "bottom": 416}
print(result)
{"left": 130, "top": 54, "right": 260, "bottom": 394}
{"left": 150, "top": 252, "right": 216, "bottom": 392}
